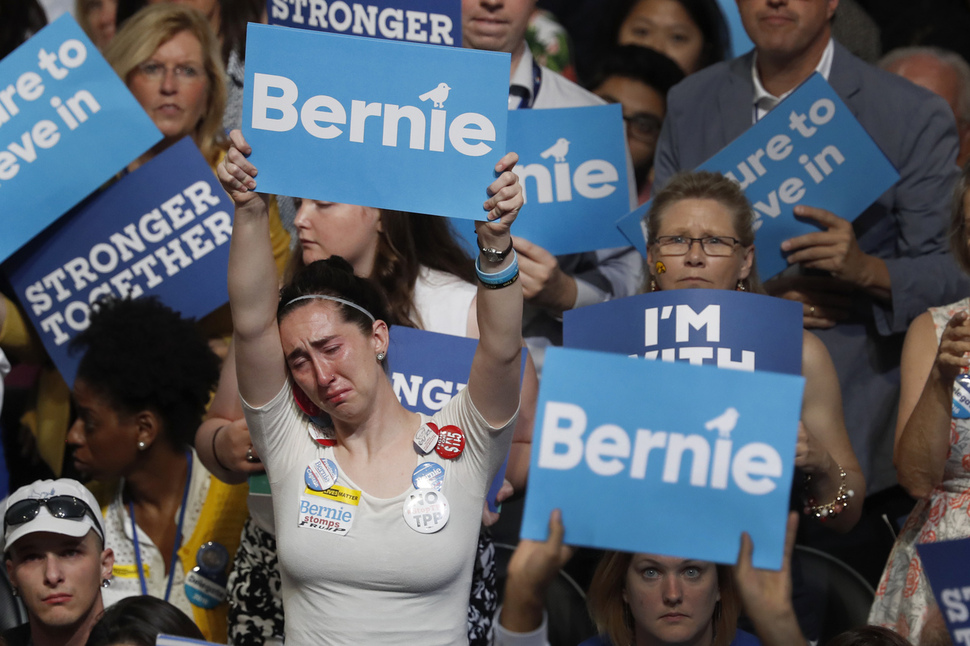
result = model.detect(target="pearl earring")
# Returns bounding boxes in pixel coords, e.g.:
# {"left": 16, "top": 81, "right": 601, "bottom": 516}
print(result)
{"left": 376, "top": 352, "right": 386, "bottom": 361}
{"left": 137, "top": 441, "right": 147, "bottom": 450}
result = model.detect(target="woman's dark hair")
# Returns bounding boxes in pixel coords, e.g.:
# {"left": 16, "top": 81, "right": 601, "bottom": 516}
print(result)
{"left": 218, "top": 0, "right": 263, "bottom": 65}
{"left": 86, "top": 596, "right": 204, "bottom": 646}
{"left": 0, "top": 0, "right": 47, "bottom": 60}
{"left": 69, "top": 297, "right": 220, "bottom": 450}
{"left": 278, "top": 256, "right": 392, "bottom": 336}
{"left": 605, "top": 0, "right": 730, "bottom": 71}
{"left": 825, "top": 626, "right": 911, "bottom": 646}
{"left": 586, "top": 44, "right": 686, "bottom": 99}
{"left": 949, "top": 160, "right": 970, "bottom": 273}
{"left": 284, "top": 212, "right": 474, "bottom": 329}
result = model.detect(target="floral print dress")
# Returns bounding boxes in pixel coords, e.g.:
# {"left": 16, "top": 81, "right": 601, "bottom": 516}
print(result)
{"left": 869, "top": 298, "right": 970, "bottom": 643}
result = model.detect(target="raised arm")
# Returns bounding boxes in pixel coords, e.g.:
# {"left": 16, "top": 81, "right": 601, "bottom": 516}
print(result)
{"left": 797, "top": 331, "right": 865, "bottom": 531}
{"left": 894, "top": 310, "right": 970, "bottom": 497}
{"left": 219, "top": 130, "right": 288, "bottom": 407}
{"left": 467, "top": 153, "right": 525, "bottom": 428}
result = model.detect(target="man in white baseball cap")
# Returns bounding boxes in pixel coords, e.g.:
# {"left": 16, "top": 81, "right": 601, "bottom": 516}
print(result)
{"left": 3, "top": 479, "right": 113, "bottom": 646}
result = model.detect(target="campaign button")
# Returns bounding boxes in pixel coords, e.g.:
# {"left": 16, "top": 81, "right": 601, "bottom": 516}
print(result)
{"left": 304, "top": 458, "right": 338, "bottom": 491}
{"left": 184, "top": 569, "right": 228, "bottom": 608}
{"left": 414, "top": 423, "right": 440, "bottom": 454}
{"left": 954, "top": 374, "right": 970, "bottom": 419}
{"left": 412, "top": 462, "right": 445, "bottom": 491}
{"left": 435, "top": 425, "right": 465, "bottom": 459}
{"left": 308, "top": 422, "right": 337, "bottom": 447}
{"left": 403, "top": 488, "right": 450, "bottom": 534}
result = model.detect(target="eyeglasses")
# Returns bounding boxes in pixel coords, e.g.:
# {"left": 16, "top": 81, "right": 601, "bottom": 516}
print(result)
{"left": 135, "top": 61, "right": 203, "bottom": 83}
{"left": 4, "top": 495, "right": 102, "bottom": 539}
{"left": 653, "top": 235, "right": 742, "bottom": 257}
{"left": 623, "top": 113, "right": 662, "bottom": 143}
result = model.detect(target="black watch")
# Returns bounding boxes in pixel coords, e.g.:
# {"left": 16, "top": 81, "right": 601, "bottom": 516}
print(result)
{"left": 478, "top": 237, "right": 513, "bottom": 263}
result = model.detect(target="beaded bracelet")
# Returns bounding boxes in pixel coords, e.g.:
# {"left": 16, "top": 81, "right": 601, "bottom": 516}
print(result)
{"left": 476, "top": 251, "right": 519, "bottom": 289}
{"left": 803, "top": 465, "right": 855, "bottom": 521}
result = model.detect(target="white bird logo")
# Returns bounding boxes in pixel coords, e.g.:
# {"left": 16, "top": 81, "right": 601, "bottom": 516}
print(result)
{"left": 419, "top": 82, "right": 452, "bottom": 108}
{"left": 540, "top": 137, "right": 570, "bottom": 163}
{"left": 704, "top": 407, "right": 740, "bottom": 439}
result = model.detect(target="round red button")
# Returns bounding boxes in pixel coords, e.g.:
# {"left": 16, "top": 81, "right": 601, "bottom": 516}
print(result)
{"left": 435, "top": 425, "right": 465, "bottom": 460}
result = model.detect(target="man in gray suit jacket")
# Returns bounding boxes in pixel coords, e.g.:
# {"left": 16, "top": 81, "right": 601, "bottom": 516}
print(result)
{"left": 655, "top": 0, "right": 968, "bottom": 507}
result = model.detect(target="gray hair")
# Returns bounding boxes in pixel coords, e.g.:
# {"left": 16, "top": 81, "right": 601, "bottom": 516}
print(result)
{"left": 879, "top": 46, "right": 970, "bottom": 125}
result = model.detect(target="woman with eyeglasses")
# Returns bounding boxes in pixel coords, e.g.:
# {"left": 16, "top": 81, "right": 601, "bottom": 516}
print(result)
{"left": 588, "top": 45, "right": 685, "bottom": 203}
{"left": 65, "top": 297, "right": 245, "bottom": 644}
{"left": 644, "top": 171, "right": 864, "bottom": 532}
{"left": 104, "top": 3, "right": 290, "bottom": 274}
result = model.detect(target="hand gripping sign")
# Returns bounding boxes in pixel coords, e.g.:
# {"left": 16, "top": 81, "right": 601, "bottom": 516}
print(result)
{"left": 617, "top": 73, "right": 899, "bottom": 279}
{"left": 521, "top": 346, "right": 804, "bottom": 569}
{"left": 0, "top": 15, "right": 161, "bottom": 263}
{"left": 242, "top": 24, "right": 509, "bottom": 219}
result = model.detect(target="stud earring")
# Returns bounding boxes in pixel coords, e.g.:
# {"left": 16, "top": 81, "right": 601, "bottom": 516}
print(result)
{"left": 137, "top": 441, "right": 147, "bottom": 451}
{"left": 102, "top": 579, "right": 111, "bottom": 588}
{"left": 376, "top": 352, "right": 386, "bottom": 362}
{"left": 11, "top": 588, "right": 18, "bottom": 597}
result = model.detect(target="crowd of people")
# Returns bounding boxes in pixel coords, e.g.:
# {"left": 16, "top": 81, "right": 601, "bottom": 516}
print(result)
{"left": 3, "top": 0, "right": 970, "bottom": 644}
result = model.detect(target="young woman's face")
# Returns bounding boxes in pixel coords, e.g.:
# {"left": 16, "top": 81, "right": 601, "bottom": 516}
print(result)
{"left": 624, "top": 554, "right": 720, "bottom": 646}
{"left": 294, "top": 200, "right": 382, "bottom": 278}
{"left": 279, "top": 301, "right": 386, "bottom": 423}
{"left": 617, "top": 0, "right": 706, "bottom": 75}
{"left": 66, "top": 379, "right": 142, "bottom": 480}
{"left": 647, "top": 198, "right": 753, "bottom": 291}
{"left": 127, "top": 30, "right": 209, "bottom": 143}
{"left": 83, "top": 0, "right": 117, "bottom": 50}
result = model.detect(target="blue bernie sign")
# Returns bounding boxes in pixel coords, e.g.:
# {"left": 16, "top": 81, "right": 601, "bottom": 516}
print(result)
{"left": 0, "top": 14, "right": 161, "bottom": 263}
{"left": 918, "top": 538, "right": 970, "bottom": 645}
{"left": 267, "top": 0, "right": 460, "bottom": 46}
{"left": 522, "top": 346, "right": 804, "bottom": 569}
{"left": 564, "top": 290, "right": 803, "bottom": 375}
{"left": 502, "top": 104, "right": 633, "bottom": 254}
{"left": 242, "top": 24, "right": 509, "bottom": 219}
{"left": 389, "top": 326, "right": 527, "bottom": 512}
{"left": 2, "top": 138, "right": 233, "bottom": 386}
{"left": 618, "top": 73, "right": 899, "bottom": 279}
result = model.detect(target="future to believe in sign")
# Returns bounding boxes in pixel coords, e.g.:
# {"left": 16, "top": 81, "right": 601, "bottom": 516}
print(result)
{"left": 242, "top": 24, "right": 509, "bottom": 219}
{"left": 3, "top": 138, "right": 233, "bottom": 386}
{"left": 267, "top": 0, "right": 460, "bottom": 46}
{"left": 918, "top": 538, "right": 970, "bottom": 645}
{"left": 522, "top": 346, "right": 804, "bottom": 569}
{"left": 500, "top": 104, "right": 633, "bottom": 255}
{"left": 564, "top": 290, "right": 803, "bottom": 375}
{"left": 0, "top": 15, "right": 161, "bottom": 263}
{"left": 617, "top": 73, "right": 899, "bottom": 279}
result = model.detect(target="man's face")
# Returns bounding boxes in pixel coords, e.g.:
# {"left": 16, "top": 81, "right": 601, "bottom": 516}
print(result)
{"left": 462, "top": 0, "right": 537, "bottom": 57}
{"left": 737, "top": 0, "right": 837, "bottom": 63}
{"left": 6, "top": 531, "right": 113, "bottom": 633}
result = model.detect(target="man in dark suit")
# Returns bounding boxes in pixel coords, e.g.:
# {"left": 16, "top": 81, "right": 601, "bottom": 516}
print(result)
{"left": 654, "top": 0, "right": 969, "bottom": 577}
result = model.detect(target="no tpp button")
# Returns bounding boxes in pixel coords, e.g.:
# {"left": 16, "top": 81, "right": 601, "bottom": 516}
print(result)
{"left": 434, "top": 425, "right": 465, "bottom": 460}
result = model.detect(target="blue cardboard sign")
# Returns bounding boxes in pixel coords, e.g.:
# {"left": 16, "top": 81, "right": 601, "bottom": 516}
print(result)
{"left": 618, "top": 74, "right": 899, "bottom": 279}
{"left": 3, "top": 138, "right": 233, "bottom": 386}
{"left": 389, "top": 326, "right": 524, "bottom": 512}
{"left": 918, "top": 538, "right": 970, "bottom": 644}
{"left": 522, "top": 346, "right": 804, "bottom": 569}
{"left": 242, "top": 24, "right": 509, "bottom": 219}
{"left": 0, "top": 15, "right": 161, "bottom": 263}
{"left": 267, "top": 0, "right": 460, "bottom": 46}
{"left": 496, "top": 104, "right": 633, "bottom": 254}
{"left": 564, "top": 290, "right": 803, "bottom": 375}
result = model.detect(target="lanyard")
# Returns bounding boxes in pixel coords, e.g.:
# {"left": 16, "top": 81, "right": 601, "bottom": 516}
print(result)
{"left": 128, "top": 449, "right": 193, "bottom": 601}
{"left": 510, "top": 60, "right": 542, "bottom": 110}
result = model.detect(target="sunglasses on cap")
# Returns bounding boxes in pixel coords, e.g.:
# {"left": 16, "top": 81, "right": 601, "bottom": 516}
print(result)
{"left": 4, "top": 495, "right": 102, "bottom": 539}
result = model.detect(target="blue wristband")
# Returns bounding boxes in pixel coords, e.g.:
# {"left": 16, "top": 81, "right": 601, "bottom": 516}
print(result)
{"left": 476, "top": 251, "right": 519, "bottom": 288}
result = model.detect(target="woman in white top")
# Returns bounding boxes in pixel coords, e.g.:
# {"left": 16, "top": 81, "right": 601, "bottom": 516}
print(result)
{"left": 218, "top": 129, "right": 524, "bottom": 645}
